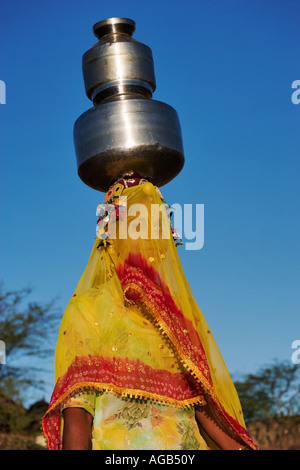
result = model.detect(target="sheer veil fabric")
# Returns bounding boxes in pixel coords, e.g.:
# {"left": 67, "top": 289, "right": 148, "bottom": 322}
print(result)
{"left": 42, "top": 181, "right": 258, "bottom": 450}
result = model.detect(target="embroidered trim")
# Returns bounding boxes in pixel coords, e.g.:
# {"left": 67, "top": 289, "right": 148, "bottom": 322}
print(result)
{"left": 45, "top": 381, "right": 206, "bottom": 416}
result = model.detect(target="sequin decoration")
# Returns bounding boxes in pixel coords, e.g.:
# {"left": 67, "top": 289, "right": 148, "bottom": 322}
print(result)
{"left": 98, "top": 179, "right": 183, "bottom": 248}
{"left": 96, "top": 193, "right": 126, "bottom": 243}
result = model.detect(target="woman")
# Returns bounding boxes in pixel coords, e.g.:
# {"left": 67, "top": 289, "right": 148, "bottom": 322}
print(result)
{"left": 42, "top": 176, "right": 258, "bottom": 450}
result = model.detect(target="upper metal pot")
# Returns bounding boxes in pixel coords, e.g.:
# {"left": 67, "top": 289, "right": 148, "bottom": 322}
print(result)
{"left": 82, "top": 17, "right": 156, "bottom": 104}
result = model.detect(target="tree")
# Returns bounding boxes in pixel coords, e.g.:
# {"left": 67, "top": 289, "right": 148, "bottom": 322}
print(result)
{"left": 234, "top": 360, "right": 300, "bottom": 423}
{"left": 0, "top": 283, "right": 61, "bottom": 403}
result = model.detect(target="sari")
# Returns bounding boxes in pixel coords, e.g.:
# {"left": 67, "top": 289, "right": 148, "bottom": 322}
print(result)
{"left": 42, "top": 178, "right": 258, "bottom": 450}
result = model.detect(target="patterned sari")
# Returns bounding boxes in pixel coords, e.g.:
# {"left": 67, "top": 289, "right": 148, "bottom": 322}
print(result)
{"left": 42, "top": 179, "right": 258, "bottom": 450}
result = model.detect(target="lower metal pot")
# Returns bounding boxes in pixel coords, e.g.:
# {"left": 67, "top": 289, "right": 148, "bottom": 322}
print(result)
{"left": 73, "top": 98, "right": 184, "bottom": 192}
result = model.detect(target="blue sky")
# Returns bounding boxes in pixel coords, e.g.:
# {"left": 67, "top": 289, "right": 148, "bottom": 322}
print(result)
{"left": 1, "top": 0, "right": 299, "bottom": 405}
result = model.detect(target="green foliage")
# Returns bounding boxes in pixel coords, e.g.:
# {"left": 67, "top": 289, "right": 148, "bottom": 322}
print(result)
{"left": 0, "top": 392, "right": 28, "bottom": 434}
{"left": 0, "top": 391, "right": 49, "bottom": 450}
{"left": 235, "top": 360, "right": 300, "bottom": 423}
{"left": 0, "top": 283, "right": 60, "bottom": 402}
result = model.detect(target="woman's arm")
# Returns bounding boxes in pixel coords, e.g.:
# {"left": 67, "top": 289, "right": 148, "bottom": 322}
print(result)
{"left": 62, "top": 407, "right": 93, "bottom": 450}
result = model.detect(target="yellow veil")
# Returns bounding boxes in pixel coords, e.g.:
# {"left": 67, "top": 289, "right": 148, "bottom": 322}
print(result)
{"left": 42, "top": 180, "right": 258, "bottom": 450}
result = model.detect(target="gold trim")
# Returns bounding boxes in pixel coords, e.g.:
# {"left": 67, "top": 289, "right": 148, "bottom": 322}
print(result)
{"left": 43, "top": 381, "right": 206, "bottom": 419}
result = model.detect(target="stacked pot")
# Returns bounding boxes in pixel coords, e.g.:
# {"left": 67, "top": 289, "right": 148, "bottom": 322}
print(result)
{"left": 74, "top": 17, "right": 184, "bottom": 192}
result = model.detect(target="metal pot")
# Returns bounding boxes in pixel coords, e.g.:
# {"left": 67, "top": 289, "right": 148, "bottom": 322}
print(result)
{"left": 82, "top": 17, "right": 156, "bottom": 104}
{"left": 74, "top": 18, "right": 184, "bottom": 192}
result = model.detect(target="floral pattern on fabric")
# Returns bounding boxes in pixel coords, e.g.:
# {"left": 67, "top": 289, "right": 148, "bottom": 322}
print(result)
{"left": 61, "top": 390, "right": 209, "bottom": 451}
